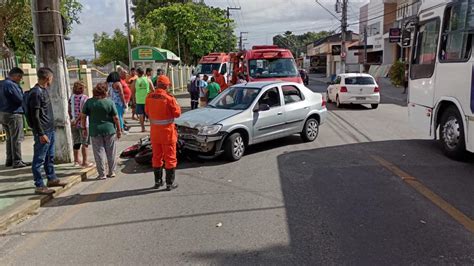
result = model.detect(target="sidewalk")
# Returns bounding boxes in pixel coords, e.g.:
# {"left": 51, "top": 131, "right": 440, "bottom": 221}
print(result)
{"left": 0, "top": 136, "right": 97, "bottom": 231}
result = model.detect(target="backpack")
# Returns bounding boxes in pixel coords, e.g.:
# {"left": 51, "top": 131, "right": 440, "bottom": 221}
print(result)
{"left": 188, "top": 79, "right": 199, "bottom": 94}
{"left": 22, "top": 90, "right": 32, "bottom": 127}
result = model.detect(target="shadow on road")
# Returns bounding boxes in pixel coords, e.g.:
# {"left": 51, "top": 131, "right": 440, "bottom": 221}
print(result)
{"left": 185, "top": 139, "right": 474, "bottom": 264}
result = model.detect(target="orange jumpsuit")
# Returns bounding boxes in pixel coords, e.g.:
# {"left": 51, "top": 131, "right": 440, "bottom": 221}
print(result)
{"left": 145, "top": 89, "right": 181, "bottom": 169}
{"left": 213, "top": 70, "right": 228, "bottom": 92}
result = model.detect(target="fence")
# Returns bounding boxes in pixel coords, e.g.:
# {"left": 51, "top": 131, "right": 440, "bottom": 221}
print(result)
{"left": 0, "top": 56, "right": 17, "bottom": 80}
{"left": 168, "top": 65, "right": 193, "bottom": 94}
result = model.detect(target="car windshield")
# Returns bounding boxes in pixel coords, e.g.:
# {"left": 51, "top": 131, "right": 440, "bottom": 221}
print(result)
{"left": 209, "top": 86, "right": 260, "bottom": 110}
{"left": 195, "top": 63, "right": 221, "bottom": 75}
{"left": 345, "top": 77, "right": 375, "bottom": 85}
{"left": 249, "top": 58, "right": 299, "bottom": 78}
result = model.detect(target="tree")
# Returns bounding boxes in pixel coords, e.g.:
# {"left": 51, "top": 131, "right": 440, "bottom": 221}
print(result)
{"left": 0, "top": 0, "right": 82, "bottom": 59}
{"left": 131, "top": 0, "right": 193, "bottom": 21}
{"left": 273, "top": 31, "right": 333, "bottom": 58}
{"left": 93, "top": 21, "right": 166, "bottom": 66}
{"left": 145, "top": 3, "right": 236, "bottom": 64}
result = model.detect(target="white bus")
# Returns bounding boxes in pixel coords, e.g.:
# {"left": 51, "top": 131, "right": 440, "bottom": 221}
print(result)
{"left": 409, "top": 0, "right": 474, "bottom": 159}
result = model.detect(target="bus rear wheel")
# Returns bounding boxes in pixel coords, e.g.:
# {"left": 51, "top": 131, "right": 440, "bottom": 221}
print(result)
{"left": 439, "top": 106, "right": 466, "bottom": 160}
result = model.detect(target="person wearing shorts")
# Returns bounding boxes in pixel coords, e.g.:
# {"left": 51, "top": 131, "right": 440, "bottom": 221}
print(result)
{"left": 135, "top": 67, "right": 151, "bottom": 132}
{"left": 69, "top": 81, "right": 93, "bottom": 167}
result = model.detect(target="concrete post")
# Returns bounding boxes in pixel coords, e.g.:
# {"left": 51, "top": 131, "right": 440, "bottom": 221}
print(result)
{"left": 80, "top": 65, "right": 93, "bottom": 97}
{"left": 169, "top": 66, "right": 175, "bottom": 94}
{"left": 178, "top": 65, "right": 183, "bottom": 92}
{"left": 18, "top": 63, "right": 37, "bottom": 91}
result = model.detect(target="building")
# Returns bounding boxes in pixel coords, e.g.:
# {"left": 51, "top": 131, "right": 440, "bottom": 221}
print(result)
{"left": 306, "top": 31, "right": 360, "bottom": 77}
{"left": 357, "top": 0, "right": 422, "bottom": 67}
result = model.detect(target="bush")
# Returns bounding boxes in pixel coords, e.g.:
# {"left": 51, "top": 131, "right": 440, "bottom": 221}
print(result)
{"left": 389, "top": 60, "right": 405, "bottom": 87}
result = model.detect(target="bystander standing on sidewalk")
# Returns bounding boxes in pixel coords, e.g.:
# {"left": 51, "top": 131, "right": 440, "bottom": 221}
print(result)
{"left": 135, "top": 68, "right": 151, "bottom": 132}
{"left": 26, "top": 68, "right": 67, "bottom": 195}
{"left": 82, "top": 83, "right": 121, "bottom": 180}
{"left": 152, "top": 68, "right": 164, "bottom": 86}
{"left": 199, "top": 75, "right": 209, "bottom": 107}
{"left": 119, "top": 69, "right": 132, "bottom": 133}
{"left": 0, "top": 67, "right": 30, "bottom": 168}
{"left": 146, "top": 68, "right": 155, "bottom": 91}
{"left": 188, "top": 74, "right": 200, "bottom": 110}
{"left": 68, "top": 81, "right": 92, "bottom": 167}
{"left": 127, "top": 68, "right": 138, "bottom": 120}
{"left": 107, "top": 72, "right": 127, "bottom": 133}
{"left": 207, "top": 77, "right": 221, "bottom": 102}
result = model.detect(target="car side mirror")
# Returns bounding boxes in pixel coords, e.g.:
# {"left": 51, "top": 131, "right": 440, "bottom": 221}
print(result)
{"left": 254, "top": 103, "right": 270, "bottom": 112}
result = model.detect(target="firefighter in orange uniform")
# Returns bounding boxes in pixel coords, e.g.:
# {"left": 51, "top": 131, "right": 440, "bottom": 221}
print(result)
{"left": 145, "top": 75, "right": 181, "bottom": 190}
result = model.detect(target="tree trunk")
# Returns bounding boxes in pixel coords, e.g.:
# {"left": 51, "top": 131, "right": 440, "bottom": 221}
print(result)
{"left": 0, "top": 19, "right": 13, "bottom": 58}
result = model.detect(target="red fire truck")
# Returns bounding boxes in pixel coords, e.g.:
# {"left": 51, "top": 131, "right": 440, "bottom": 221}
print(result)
{"left": 195, "top": 52, "right": 230, "bottom": 78}
{"left": 229, "top": 45, "right": 303, "bottom": 85}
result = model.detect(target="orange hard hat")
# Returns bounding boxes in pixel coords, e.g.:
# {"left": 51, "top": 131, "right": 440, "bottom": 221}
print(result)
{"left": 157, "top": 75, "right": 171, "bottom": 86}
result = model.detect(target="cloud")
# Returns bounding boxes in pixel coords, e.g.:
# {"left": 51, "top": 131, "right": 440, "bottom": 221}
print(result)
{"left": 65, "top": 0, "right": 368, "bottom": 58}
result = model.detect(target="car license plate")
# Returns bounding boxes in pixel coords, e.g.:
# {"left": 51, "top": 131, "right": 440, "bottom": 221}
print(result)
{"left": 356, "top": 97, "right": 366, "bottom": 100}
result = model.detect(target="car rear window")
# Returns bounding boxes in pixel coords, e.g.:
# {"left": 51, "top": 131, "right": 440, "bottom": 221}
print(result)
{"left": 345, "top": 77, "right": 375, "bottom": 85}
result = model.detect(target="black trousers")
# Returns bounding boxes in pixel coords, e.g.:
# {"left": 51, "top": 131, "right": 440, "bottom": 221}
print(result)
{"left": 190, "top": 92, "right": 199, "bottom": 109}
{"left": 0, "top": 112, "right": 24, "bottom": 164}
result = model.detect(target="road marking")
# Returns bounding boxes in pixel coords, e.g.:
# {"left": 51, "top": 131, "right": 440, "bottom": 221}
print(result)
{"left": 2, "top": 176, "right": 120, "bottom": 263}
{"left": 371, "top": 155, "right": 474, "bottom": 234}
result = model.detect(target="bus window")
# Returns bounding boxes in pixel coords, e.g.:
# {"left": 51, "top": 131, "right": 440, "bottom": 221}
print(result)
{"left": 439, "top": 1, "right": 473, "bottom": 62}
{"left": 411, "top": 19, "right": 440, "bottom": 79}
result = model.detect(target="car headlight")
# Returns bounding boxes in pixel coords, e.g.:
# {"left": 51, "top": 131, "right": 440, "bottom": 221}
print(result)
{"left": 198, "top": 124, "right": 223, "bottom": 135}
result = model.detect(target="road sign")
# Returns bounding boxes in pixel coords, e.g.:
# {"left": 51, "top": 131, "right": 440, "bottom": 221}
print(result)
{"left": 402, "top": 30, "right": 411, "bottom": 47}
{"left": 389, "top": 28, "right": 401, "bottom": 43}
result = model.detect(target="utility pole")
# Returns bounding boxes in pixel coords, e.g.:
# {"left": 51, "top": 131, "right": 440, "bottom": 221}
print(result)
{"left": 226, "top": 6, "right": 241, "bottom": 52}
{"left": 239, "top": 32, "right": 248, "bottom": 51}
{"left": 31, "top": 0, "right": 73, "bottom": 163}
{"left": 364, "top": 27, "right": 368, "bottom": 66}
{"left": 340, "top": 0, "right": 348, "bottom": 74}
{"left": 125, "top": 0, "right": 133, "bottom": 68}
{"left": 93, "top": 38, "right": 97, "bottom": 60}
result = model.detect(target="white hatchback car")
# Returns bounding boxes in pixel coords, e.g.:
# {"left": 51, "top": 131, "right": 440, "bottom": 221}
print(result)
{"left": 326, "top": 73, "right": 380, "bottom": 109}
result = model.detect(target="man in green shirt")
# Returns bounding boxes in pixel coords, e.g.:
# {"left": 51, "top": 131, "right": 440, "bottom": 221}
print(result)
{"left": 207, "top": 77, "right": 221, "bottom": 102}
{"left": 135, "top": 67, "right": 152, "bottom": 132}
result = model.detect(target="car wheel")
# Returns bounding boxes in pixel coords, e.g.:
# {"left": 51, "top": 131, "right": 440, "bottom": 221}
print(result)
{"left": 224, "top": 132, "right": 245, "bottom": 161}
{"left": 371, "top": 104, "right": 379, "bottom": 109}
{"left": 336, "top": 95, "right": 342, "bottom": 108}
{"left": 439, "top": 107, "right": 466, "bottom": 160}
{"left": 301, "top": 118, "right": 319, "bottom": 142}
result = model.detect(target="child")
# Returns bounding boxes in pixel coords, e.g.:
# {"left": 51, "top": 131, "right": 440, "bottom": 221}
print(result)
{"left": 69, "top": 81, "right": 93, "bottom": 167}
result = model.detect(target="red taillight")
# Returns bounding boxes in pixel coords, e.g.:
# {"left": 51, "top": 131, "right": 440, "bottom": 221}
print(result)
{"left": 340, "top": 86, "right": 348, "bottom": 93}
{"left": 374, "top": 87, "right": 380, "bottom": 93}
{"left": 322, "top": 97, "right": 326, "bottom": 107}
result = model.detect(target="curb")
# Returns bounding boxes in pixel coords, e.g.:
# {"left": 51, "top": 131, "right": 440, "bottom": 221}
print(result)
{"left": 0, "top": 167, "right": 97, "bottom": 232}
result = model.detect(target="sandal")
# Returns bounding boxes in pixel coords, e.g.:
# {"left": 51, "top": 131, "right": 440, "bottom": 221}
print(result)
{"left": 82, "top": 162, "right": 94, "bottom": 167}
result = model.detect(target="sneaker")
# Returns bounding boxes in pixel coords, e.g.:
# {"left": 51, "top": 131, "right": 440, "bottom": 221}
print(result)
{"left": 13, "top": 161, "right": 30, "bottom": 168}
{"left": 82, "top": 162, "right": 94, "bottom": 167}
{"left": 35, "top": 187, "right": 55, "bottom": 195}
{"left": 96, "top": 175, "right": 107, "bottom": 180}
{"left": 107, "top": 172, "right": 116, "bottom": 178}
{"left": 123, "top": 130, "right": 129, "bottom": 135}
{"left": 5, "top": 162, "right": 12, "bottom": 167}
{"left": 73, "top": 162, "right": 81, "bottom": 167}
{"left": 47, "top": 179, "right": 68, "bottom": 187}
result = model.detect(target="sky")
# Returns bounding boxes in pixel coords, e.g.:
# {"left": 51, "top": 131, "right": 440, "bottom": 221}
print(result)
{"left": 65, "top": 0, "right": 367, "bottom": 59}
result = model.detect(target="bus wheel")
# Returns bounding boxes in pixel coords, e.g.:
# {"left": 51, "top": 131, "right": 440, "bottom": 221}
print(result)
{"left": 439, "top": 106, "right": 466, "bottom": 160}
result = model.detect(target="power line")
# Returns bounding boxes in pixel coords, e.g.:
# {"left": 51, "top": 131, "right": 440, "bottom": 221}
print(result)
{"left": 315, "top": 0, "right": 341, "bottom": 21}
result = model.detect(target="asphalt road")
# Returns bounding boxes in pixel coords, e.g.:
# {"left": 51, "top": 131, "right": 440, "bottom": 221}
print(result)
{"left": 1, "top": 79, "right": 473, "bottom": 265}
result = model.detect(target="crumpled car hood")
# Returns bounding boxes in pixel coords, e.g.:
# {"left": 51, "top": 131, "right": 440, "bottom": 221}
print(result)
{"left": 175, "top": 108, "right": 242, "bottom": 128}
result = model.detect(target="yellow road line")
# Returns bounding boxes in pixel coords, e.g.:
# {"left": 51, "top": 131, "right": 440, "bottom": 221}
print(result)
{"left": 2, "top": 177, "right": 120, "bottom": 264}
{"left": 371, "top": 155, "right": 474, "bottom": 234}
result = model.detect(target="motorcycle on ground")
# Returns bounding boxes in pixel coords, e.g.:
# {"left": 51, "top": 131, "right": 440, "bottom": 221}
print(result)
{"left": 120, "top": 136, "right": 186, "bottom": 165}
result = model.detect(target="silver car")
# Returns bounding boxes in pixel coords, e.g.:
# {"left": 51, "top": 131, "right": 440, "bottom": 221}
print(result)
{"left": 175, "top": 81, "right": 327, "bottom": 161}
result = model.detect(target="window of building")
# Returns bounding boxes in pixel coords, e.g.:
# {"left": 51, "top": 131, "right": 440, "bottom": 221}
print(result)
{"left": 282, "top": 85, "right": 304, "bottom": 104}
{"left": 411, "top": 19, "right": 440, "bottom": 79}
{"left": 439, "top": 2, "right": 473, "bottom": 62}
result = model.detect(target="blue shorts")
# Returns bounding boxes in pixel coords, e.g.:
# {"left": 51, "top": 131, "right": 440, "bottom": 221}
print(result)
{"left": 136, "top": 104, "right": 145, "bottom": 115}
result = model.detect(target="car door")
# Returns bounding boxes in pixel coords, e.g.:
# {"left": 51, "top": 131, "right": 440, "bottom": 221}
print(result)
{"left": 329, "top": 75, "right": 342, "bottom": 100}
{"left": 282, "top": 84, "right": 309, "bottom": 134}
{"left": 252, "top": 87, "right": 287, "bottom": 143}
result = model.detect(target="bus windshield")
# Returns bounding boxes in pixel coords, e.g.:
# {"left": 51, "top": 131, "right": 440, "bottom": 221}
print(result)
{"left": 195, "top": 63, "right": 221, "bottom": 75}
{"left": 248, "top": 58, "right": 299, "bottom": 79}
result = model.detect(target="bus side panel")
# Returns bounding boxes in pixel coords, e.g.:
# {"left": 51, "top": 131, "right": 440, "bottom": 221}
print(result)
{"left": 408, "top": 103, "right": 433, "bottom": 137}
{"left": 468, "top": 119, "right": 474, "bottom": 152}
